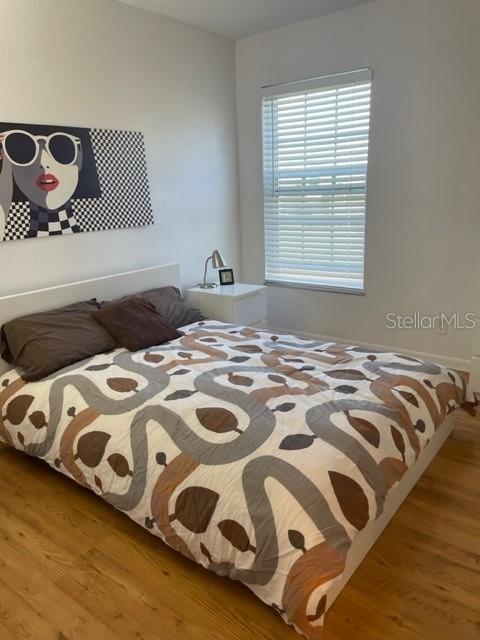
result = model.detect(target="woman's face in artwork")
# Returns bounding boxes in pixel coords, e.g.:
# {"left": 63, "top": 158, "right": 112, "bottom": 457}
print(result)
{"left": 9, "top": 132, "right": 82, "bottom": 210}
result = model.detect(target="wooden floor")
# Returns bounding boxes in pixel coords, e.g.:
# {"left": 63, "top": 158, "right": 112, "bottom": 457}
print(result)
{"left": 0, "top": 409, "right": 479, "bottom": 640}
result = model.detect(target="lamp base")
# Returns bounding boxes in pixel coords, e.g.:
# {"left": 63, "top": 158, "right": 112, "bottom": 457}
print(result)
{"left": 197, "top": 282, "right": 217, "bottom": 289}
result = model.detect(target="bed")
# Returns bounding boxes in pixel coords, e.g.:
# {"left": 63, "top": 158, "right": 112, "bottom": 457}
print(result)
{"left": 0, "top": 264, "right": 470, "bottom": 639}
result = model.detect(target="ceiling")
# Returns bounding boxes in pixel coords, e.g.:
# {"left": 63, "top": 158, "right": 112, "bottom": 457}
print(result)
{"left": 118, "top": 0, "right": 374, "bottom": 39}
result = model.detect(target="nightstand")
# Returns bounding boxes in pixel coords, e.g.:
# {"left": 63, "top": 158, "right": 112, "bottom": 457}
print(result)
{"left": 186, "top": 284, "right": 267, "bottom": 327}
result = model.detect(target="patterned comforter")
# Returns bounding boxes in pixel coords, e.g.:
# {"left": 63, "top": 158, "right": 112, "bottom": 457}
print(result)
{"left": 0, "top": 320, "right": 468, "bottom": 639}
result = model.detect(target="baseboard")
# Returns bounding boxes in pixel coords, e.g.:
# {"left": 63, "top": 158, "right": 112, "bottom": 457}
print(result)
{"left": 266, "top": 326, "right": 470, "bottom": 373}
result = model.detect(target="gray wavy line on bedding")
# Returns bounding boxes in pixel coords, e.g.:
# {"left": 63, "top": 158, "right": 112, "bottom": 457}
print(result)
{"left": 210, "top": 456, "right": 351, "bottom": 586}
{"left": 365, "top": 360, "right": 442, "bottom": 375}
{"left": 102, "top": 365, "right": 280, "bottom": 510}
{"left": 306, "top": 399, "right": 397, "bottom": 518}
{"left": 116, "top": 365, "right": 277, "bottom": 467}
{"left": 262, "top": 339, "right": 333, "bottom": 350}
{"left": 100, "top": 362, "right": 303, "bottom": 509}
{"left": 26, "top": 359, "right": 278, "bottom": 510}
{"left": 364, "top": 358, "right": 467, "bottom": 416}
{"left": 194, "top": 364, "right": 279, "bottom": 416}
{"left": 103, "top": 358, "right": 362, "bottom": 509}
{"left": 349, "top": 346, "right": 389, "bottom": 354}
{"left": 24, "top": 351, "right": 171, "bottom": 458}
{"left": 101, "top": 411, "right": 152, "bottom": 511}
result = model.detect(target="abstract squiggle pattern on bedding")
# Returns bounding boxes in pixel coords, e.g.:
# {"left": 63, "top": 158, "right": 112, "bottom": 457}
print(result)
{"left": 0, "top": 320, "right": 468, "bottom": 639}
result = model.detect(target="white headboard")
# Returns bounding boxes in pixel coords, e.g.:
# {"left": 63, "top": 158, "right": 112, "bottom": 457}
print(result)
{"left": 0, "top": 263, "right": 181, "bottom": 375}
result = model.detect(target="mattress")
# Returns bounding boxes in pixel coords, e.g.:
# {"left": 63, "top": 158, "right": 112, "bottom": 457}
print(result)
{"left": 0, "top": 320, "right": 469, "bottom": 639}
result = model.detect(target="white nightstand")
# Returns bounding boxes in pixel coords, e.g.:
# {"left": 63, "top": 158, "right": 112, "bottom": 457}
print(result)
{"left": 186, "top": 284, "right": 267, "bottom": 327}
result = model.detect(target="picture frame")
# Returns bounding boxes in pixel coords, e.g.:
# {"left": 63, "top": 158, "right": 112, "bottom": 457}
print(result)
{"left": 0, "top": 121, "right": 152, "bottom": 242}
{"left": 219, "top": 268, "right": 235, "bottom": 285}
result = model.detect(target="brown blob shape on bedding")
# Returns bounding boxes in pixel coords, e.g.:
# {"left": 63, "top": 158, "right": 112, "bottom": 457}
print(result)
{"left": 218, "top": 519, "right": 255, "bottom": 553}
{"left": 108, "top": 453, "right": 132, "bottom": 477}
{"left": 345, "top": 411, "right": 380, "bottom": 448}
{"left": 107, "top": 377, "right": 138, "bottom": 393}
{"left": 6, "top": 395, "right": 34, "bottom": 425}
{"left": 379, "top": 457, "right": 408, "bottom": 490}
{"left": 329, "top": 471, "right": 369, "bottom": 531}
{"left": 171, "top": 486, "right": 220, "bottom": 533}
{"left": 227, "top": 372, "right": 254, "bottom": 387}
{"left": 196, "top": 407, "right": 239, "bottom": 434}
{"left": 75, "top": 431, "right": 111, "bottom": 468}
{"left": 29, "top": 410, "right": 47, "bottom": 429}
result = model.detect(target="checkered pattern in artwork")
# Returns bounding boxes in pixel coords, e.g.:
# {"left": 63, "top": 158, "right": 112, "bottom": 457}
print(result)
{"left": 3, "top": 202, "right": 31, "bottom": 241}
{"left": 73, "top": 129, "right": 153, "bottom": 233}
{"left": 1, "top": 127, "right": 153, "bottom": 242}
{"left": 27, "top": 206, "right": 81, "bottom": 237}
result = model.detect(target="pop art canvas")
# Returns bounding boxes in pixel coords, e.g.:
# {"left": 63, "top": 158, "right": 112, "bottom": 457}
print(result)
{"left": 0, "top": 122, "right": 153, "bottom": 241}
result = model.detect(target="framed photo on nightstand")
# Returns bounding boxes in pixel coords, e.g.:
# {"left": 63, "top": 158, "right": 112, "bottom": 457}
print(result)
{"left": 219, "top": 268, "right": 235, "bottom": 285}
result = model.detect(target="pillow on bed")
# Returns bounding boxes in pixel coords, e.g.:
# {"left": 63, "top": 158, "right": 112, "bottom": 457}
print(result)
{"left": 102, "top": 286, "right": 206, "bottom": 328}
{"left": 93, "top": 297, "right": 183, "bottom": 352}
{"left": 1, "top": 300, "right": 117, "bottom": 382}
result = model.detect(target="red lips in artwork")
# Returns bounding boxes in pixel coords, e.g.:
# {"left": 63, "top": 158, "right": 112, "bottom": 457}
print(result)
{"left": 35, "top": 173, "right": 59, "bottom": 192}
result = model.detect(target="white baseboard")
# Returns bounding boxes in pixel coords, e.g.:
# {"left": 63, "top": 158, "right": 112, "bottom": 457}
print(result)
{"left": 267, "top": 326, "right": 470, "bottom": 373}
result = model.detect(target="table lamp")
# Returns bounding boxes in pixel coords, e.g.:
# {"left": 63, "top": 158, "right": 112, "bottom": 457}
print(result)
{"left": 198, "top": 249, "right": 227, "bottom": 288}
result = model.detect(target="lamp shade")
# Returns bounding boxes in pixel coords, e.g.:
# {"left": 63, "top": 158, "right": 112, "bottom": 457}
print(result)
{"left": 197, "top": 249, "right": 228, "bottom": 288}
{"left": 211, "top": 249, "right": 227, "bottom": 269}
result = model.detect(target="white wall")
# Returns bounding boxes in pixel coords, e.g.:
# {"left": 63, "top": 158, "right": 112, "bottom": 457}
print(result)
{"left": 0, "top": 0, "right": 240, "bottom": 295}
{"left": 236, "top": 0, "right": 480, "bottom": 366}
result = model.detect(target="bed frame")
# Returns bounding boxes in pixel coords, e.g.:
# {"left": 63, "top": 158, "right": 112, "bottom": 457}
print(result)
{"left": 326, "top": 411, "right": 455, "bottom": 610}
{"left": 0, "top": 261, "right": 457, "bottom": 621}
{"left": 0, "top": 263, "right": 181, "bottom": 375}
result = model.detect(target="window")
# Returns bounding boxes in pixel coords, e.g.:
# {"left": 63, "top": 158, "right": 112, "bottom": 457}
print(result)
{"left": 262, "top": 68, "right": 372, "bottom": 293}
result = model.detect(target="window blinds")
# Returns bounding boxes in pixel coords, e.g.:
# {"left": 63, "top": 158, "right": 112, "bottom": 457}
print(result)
{"left": 262, "top": 68, "right": 372, "bottom": 292}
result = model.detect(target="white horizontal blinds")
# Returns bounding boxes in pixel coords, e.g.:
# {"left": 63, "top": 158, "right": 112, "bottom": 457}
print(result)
{"left": 262, "top": 69, "right": 372, "bottom": 291}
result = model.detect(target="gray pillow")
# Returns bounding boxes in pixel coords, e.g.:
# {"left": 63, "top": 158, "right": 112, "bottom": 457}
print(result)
{"left": 103, "top": 286, "right": 206, "bottom": 329}
{"left": 1, "top": 300, "right": 117, "bottom": 381}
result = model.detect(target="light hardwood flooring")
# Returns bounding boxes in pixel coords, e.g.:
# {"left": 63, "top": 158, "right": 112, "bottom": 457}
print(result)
{"left": 0, "top": 408, "right": 479, "bottom": 640}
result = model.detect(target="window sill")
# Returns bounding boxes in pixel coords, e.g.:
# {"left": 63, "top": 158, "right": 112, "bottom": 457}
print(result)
{"left": 264, "top": 279, "right": 366, "bottom": 296}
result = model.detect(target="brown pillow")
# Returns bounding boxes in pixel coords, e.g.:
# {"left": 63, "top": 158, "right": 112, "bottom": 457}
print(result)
{"left": 102, "top": 286, "right": 206, "bottom": 328}
{"left": 1, "top": 300, "right": 117, "bottom": 381}
{"left": 93, "top": 297, "right": 182, "bottom": 352}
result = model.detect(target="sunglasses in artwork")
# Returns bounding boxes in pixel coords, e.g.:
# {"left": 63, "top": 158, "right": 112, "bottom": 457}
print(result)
{"left": 0, "top": 130, "right": 82, "bottom": 167}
